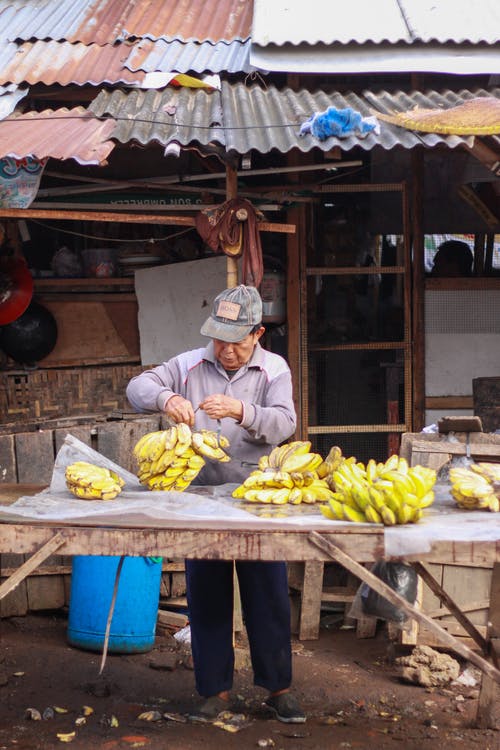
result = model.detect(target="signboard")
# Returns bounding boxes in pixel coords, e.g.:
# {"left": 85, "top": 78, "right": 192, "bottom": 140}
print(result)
{"left": 0, "top": 156, "right": 47, "bottom": 208}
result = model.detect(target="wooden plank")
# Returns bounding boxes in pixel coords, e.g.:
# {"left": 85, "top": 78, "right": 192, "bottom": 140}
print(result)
{"left": 95, "top": 417, "right": 159, "bottom": 474}
{"left": 299, "top": 561, "right": 324, "bottom": 640}
{"left": 414, "top": 562, "right": 488, "bottom": 652}
{"left": 476, "top": 562, "right": 500, "bottom": 728}
{"left": 0, "top": 533, "right": 66, "bottom": 601}
{"left": 26, "top": 563, "right": 66, "bottom": 611}
{"left": 437, "top": 416, "right": 483, "bottom": 433}
{"left": 0, "top": 553, "right": 28, "bottom": 617}
{"left": 54, "top": 425, "right": 93, "bottom": 454}
{"left": 426, "top": 396, "right": 474, "bottom": 409}
{"left": 0, "top": 434, "right": 16, "bottom": 482}
{"left": 157, "top": 609, "right": 189, "bottom": 628}
{"left": 15, "top": 431, "right": 55, "bottom": 484}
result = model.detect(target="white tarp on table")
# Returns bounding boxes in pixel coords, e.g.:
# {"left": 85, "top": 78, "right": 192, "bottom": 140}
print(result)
{"left": 1, "top": 434, "right": 500, "bottom": 557}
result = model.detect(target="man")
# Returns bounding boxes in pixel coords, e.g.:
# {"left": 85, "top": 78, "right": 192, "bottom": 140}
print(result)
{"left": 126, "top": 284, "right": 305, "bottom": 724}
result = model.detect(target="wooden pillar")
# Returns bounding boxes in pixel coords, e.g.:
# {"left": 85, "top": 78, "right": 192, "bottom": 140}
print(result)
{"left": 411, "top": 148, "right": 425, "bottom": 431}
{"left": 225, "top": 165, "right": 239, "bottom": 288}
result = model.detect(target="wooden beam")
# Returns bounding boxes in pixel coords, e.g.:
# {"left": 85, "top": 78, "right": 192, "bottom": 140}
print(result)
{"left": 308, "top": 531, "right": 500, "bottom": 685}
{"left": 466, "top": 140, "right": 500, "bottom": 177}
{"left": 0, "top": 533, "right": 66, "bottom": 601}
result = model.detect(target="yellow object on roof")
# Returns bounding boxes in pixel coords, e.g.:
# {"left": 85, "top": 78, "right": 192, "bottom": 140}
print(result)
{"left": 375, "top": 97, "right": 500, "bottom": 135}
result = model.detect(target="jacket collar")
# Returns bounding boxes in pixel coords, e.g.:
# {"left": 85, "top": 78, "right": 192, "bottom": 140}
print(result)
{"left": 203, "top": 340, "right": 264, "bottom": 369}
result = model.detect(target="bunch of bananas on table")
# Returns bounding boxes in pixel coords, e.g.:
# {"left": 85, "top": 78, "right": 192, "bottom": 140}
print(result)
{"left": 320, "top": 454, "right": 437, "bottom": 525}
{"left": 133, "top": 423, "right": 230, "bottom": 491}
{"left": 65, "top": 461, "right": 125, "bottom": 500}
{"left": 449, "top": 463, "right": 500, "bottom": 512}
{"left": 232, "top": 440, "right": 336, "bottom": 505}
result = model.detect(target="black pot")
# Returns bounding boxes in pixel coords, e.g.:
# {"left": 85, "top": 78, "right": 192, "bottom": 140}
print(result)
{"left": 0, "top": 301, "right": 57, "bottom": 364}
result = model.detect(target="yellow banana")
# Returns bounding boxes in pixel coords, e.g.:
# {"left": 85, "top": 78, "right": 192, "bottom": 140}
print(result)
{"left": 270, "top": 488, "right": 291, "bottom": 505}
{"left": 488, "top": 496, "right": 500, "bottom": 512}
{"left": 396, "top": 503, "right": 414, "bottom": 524}
{"left": 320, "top": 504, "right": 341, "bottom": 520}
{"left": 288, "top": 488, "right": 303, "bottom": 505}
{"left": 327, "top": 497, "right": 345, "bottom": 517}
{"left": 366, "top": 459, "right": 378, "bottom": 483}
{"left": 232, "top": 484, "right": 247, "bottom": 499}
{"left": 191, "top": 432, "right": 230, "bottom": 462}
{"left": 258, "top": 454, "right": 270, "bottom": 471}
{"left": 343, "top": 505, "right": 367, "bottom": 523}
{"left": 132, "top": 430, "right": 163, "bottom": 458}
{"left": 188, "top": 454, "right": 205, "bottom": 471}
{"left": 380, "top": 506, "right": 397, "bottom": 526}
{"left": 418, "top": 490, "right": 435, "bottom": 508}
{"left": 364, "top": 505, "right": 382, "bottom": 524}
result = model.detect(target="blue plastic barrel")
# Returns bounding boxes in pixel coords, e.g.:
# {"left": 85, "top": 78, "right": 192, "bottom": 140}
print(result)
{"left": 67, "top": 555, "right": 162, "bottom": 654}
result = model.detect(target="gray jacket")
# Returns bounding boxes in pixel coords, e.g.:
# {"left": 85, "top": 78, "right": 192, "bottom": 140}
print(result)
{"left": 126, "top": 341, "right": 297, "bottom": 485}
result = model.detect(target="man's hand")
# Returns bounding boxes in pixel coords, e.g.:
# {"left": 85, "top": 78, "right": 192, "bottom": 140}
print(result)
{"left": 165, "top": 395, "right": 196, "bottom": 427}
{"left": 199, "top": 394, "right": 243, "bottom": 422}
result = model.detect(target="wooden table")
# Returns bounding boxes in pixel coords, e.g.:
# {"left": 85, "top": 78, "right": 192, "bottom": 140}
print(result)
{"left": 1, "top": 484, "right": 499, "bottom": 728}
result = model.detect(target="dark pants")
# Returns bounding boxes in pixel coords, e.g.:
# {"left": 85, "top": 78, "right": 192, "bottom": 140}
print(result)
{"left": 185, "top": 559, "right": 292, "bottom": 697}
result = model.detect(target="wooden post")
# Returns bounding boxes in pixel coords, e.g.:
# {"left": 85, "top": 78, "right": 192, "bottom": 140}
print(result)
{"left": 225, "top": 165, "right": 239, "bottom": 288}
{"left": 476, "top": 562, "right": 500, "bottom": 728}
{"left": 411, "top": 148, "right": 425, "bottom": 432}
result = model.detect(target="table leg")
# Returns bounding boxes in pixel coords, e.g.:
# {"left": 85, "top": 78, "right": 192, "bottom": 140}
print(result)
{"left": 476, "top": 562, "right": 500, "bottom": 728}
{"left": 0, "top": 532, "right": 66, "bottom": 601}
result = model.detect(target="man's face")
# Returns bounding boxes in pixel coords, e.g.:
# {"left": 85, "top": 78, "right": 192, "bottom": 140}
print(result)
{"left": 213, "top": 327, "right": 265, "bottom": 370}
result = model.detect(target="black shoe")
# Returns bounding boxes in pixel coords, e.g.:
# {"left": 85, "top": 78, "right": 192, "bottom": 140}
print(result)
{"left": 265, "top": 693, "right": 306, "bottom": 723}
{"left": 188, "top": 695, "right": 230, "bottom": 722}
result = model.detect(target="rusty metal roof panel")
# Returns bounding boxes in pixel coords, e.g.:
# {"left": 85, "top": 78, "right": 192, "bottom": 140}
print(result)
{"left": 89, "top": 82, "right": 494, "bottom": 154}
{"left": 0, "top": 0, "right": 253, "bottom": 45}
{"left": 125, "top": 38, "right": 253, "bottom": 74}
{"left": 0, "top": 107, "right": 117, "bottom": 164}
{"left": 0, "top": 37, "right": 251, "bottom": 87}
{"left": 0, "top": 40, "right": 145, "bottom": 86}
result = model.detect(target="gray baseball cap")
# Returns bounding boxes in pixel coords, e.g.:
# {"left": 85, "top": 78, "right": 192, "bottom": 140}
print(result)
{"left": 200, "top": 284, "right": 262, "bottom": 342}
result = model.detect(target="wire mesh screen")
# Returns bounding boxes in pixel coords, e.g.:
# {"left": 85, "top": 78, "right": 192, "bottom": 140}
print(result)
{"left": 311, "top": 432, "right": 397, "bottom": 466}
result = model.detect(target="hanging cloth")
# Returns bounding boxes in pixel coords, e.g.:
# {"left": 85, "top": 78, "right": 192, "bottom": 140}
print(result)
{"left": 195, "top": 198, "right": 264, "bottom": 287}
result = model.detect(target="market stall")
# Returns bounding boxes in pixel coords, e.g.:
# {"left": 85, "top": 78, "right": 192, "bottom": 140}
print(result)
{"left": 0, "top": 434, "right": 499, "bottom": 727}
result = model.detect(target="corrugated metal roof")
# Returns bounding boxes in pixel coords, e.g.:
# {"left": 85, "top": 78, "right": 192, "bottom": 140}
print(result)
{"left": 252, "top": 0, "right": 500, "bottom": 45}
{"left": 0, "top": 0, "right": 252, "bottom": 45}
{"left": 250, "top": 43, "right": 500, "bottom": 76}
{"left": 0, "top": 38, "right": 252, "bottom": 87}
{"left": 0, "top": 107, "right": 116, "bottom": 164}
{"left": 126, "top": 39, "right": 253, "bottom": 75}
{"left": 251, "top": 0, "right": 500, "bottom": 74}
{"left": 0, "top": 83, "right": 28, "bottom": 117}
{"left": 0, "top": 41, "right": 144, "bottom": 86}
{"left": 89, "top": 82, "right": 495, "bottom": 154}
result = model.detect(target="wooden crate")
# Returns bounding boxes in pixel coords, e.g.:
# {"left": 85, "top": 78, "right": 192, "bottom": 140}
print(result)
{"left": 396, "top": 431, "right": 499, "bottom": 648}
{"left": 400, "top": 431, "right": 500, "bottom": 472}
{"left": 0, "top": 413, "right": 162, "bottom": 618}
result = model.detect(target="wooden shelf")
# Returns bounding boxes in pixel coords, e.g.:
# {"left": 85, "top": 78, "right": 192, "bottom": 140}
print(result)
{"left": 34, "top": 277, "right": 135, "bottom": 293}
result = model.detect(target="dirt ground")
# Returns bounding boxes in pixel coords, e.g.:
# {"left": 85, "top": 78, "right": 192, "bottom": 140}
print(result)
{"left": 0, "top": 611, "right": 498, "bottom": 750}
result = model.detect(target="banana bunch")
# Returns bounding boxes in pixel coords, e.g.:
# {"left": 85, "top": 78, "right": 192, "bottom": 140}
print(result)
{"left": 232, "top": 440, "right": 334, "bottom": 505}
{"left": 449, "top": 464, "right": 500, "bottom": 512}
{"left": 66, "top": 461, "right": 125, "bottom": 500}
{"left": 320, "top": 454, "right": 437, "bottom": 525}
{"left": 133, "top": 423, "right": 230, "bottom": 491}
